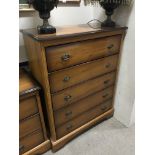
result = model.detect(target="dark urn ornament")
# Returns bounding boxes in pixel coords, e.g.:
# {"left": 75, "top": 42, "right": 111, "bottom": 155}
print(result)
{"left": 99, "top": 0, "right": 121, "bottom": 27}
{"left": 28, "top": 0, "right": 59, "bottom": 34}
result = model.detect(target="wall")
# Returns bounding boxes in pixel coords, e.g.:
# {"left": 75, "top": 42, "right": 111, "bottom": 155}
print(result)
{"left": 114, "top": 3, "right": 135, "bottom": 127}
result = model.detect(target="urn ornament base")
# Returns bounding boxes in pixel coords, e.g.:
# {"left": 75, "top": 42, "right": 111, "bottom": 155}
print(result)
{"left": 37, "top": 25, "right": 56, "bottom": 34}
{"left": 101, "top": 18, "right": 116, "bottom": 28}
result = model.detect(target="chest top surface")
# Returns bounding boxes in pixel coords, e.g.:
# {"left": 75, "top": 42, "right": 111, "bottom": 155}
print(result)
{"left": 19, "top": 69, "right": 40, "bottom": 96}
{"left": 21, "top": 24, "right": 127, "bottom": 41}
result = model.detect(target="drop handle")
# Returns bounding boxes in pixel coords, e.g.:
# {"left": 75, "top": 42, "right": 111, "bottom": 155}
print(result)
{"left": 101, "top": 105, "right": 108, "bottom": 111}
{"left": 61, "top": 53, "right": 71, "bottom": 61}
{"left": 64, "top": 95, "right": 72, "bottom": 102}
{"left": 63, "top": 76, "right": 70, "bottom": 82}
{"left": 102, "top": 94, "right": 109, "bottom": 98}
{"left": 65, "top": 111, "right": 72, "bottom": 116}
{"left": 19, "top": 145, "right": 24, "bottom": 151}
{"left": 66, "top": 124, "right": 73, "bottom": 130}
{"left": 104, "top": 79, "right": 110, "bottom": 84}
{"left": 105, "top": 63, "right": 111, "bottom": 68}
{"left": 107, "top": 44, "right": 114, "bottom": 49}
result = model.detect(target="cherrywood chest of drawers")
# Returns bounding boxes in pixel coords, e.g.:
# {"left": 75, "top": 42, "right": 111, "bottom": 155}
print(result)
{"left": 19, "top": 69, "right": 51, "bottom": 155}
{"left": 21, "top": 24, "right": 127, "bottom": 151}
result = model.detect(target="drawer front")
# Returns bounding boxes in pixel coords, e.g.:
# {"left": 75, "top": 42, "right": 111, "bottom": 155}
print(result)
{"left": 56, "top": 99, "right": 113, "bottom": 139}
{"left": 50, "top": 54, "right": 118, "bottom": 93}
{"left": 19, "top": 130, "right": 44, "bottom": 154}
{"left": 46, "top": 35, "right": 121, "bottom": 72}
{"left": 19, "top": 114, "right": 42, "bottom": 139}
{"left": 54, "top": 86, "right": 114, "bottom": 127}
{"left": 19, "top": 96, "right": 38, "bottom": 120}
{"left": 52, "top": 72, "right": 116, "bottom": 111}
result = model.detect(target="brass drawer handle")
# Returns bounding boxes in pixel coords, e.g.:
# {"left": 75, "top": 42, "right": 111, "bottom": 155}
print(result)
{"left": 66, "top": 124, "right": 73, "bottom": 130}
{"left": 105, "top": 63, "right": 111, "bottom": 68}
{"left": 102, "top": 94, "right": 109, "bottom": 98}
{"left": 63, "top": 76, "right": 70, "bottom": 82}
{"left": 64, "top": 95, "right": 72, "bottom": 102}
{"left": 107, "top": 44, "right": 114, "bottom": 49}
{"left": 104, "top": 79, "right": 110, "bottom": 84}
{"left": 19, "top": 145, "right": 24, "bottom": 151}
{"left": 65, "top": 111, "right": 72, "bottom": 116}
{"left": 101, "top": 106, "right": 108, "bottom": 111}
{"left": 61, "top": 53, "right": 71, "bottom": 61}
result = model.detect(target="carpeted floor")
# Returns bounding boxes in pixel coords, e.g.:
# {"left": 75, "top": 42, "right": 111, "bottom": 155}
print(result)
{"left": 43, "top": 117, "right": 135, "bottom": 155}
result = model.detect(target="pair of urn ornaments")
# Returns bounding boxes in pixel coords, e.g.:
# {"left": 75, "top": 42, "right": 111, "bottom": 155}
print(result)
{"left": 28, "top": 0, "right": 129, "bottom": 34}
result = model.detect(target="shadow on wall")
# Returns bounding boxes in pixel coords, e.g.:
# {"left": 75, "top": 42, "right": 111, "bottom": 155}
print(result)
{"left": 113, "top": 2, "right": 135, "bottom": 127}
{"left": 113, "top": 3, "right": 134, "bottom": 26}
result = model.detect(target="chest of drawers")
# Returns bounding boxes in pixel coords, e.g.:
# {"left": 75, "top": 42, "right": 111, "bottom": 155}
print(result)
{"left": 21, "top": 24, "right": 127, "bottom": 151}
{"left": 19, "top": 69, "right": 51, "bottom": 155}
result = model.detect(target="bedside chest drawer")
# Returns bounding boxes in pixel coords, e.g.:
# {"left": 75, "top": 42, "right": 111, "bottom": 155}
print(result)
{"left": 19, "top": 130, "right": 44, "bottom": 155}
{"left": 19, "top": 96, "right": 38, "bottom": 120}
{"left": 54, "top": 86, "right": 114, "bottom": 127}
{"left": 19, "top": 114, "right": 42, "bottom": 139}
{"left": 49, "top": 54, "right": 118, "bottom": 93}
{"left": 46, "top": 35, "right": 121, "bottom": 72}
{"left": 52, "top": 72, "right": 116, "bottom": 111}
{"left": 56, "top": 99, "right": 113, "bottom": 138}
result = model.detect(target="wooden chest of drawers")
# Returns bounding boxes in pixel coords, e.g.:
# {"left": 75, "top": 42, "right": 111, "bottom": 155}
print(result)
{"left": 19, "top": 69, "right": 51, "bottom": 155}
{"left": 21, "top": 24, "right": 127, "bottom": 151}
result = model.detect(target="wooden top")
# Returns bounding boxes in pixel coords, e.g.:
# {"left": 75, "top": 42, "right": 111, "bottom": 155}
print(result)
{"left": 19, "top": 69, "right": 40, "bottom": 96}
{"left": 21, "top": 24, "right": 127, "bottom": 41}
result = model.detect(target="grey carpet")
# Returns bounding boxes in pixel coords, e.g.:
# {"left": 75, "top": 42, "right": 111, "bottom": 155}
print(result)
{"left": 43, "top": 117, "right": 135, "bottom": 155}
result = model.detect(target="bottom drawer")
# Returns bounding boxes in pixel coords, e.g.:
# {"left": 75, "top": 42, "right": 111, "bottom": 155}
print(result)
{"left": 19, "top": 130, "right": 44, "bottom": 155}
{"left": 56, "top": 99, "right": 113, "bottom": 139}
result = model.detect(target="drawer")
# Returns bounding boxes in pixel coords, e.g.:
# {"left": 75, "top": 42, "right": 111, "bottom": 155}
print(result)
{"left": 56, "top": 99, "right": 113, "bottom": 139}
{"left": 46, "top": 35, "right": 121, "bottom": 72}
{"left": 19, "top": 96, "right": 38, "bottom": 120}
{"left": 49, "top": 54, "right": 118, "bottom": 92}
{"left": 19, "top": 130, "right": 44, "bottom": 154}
{"left": 54, "top": 86, "right": 114, "bottom": 127}
{"left": 19, "top": 113, "right": 42, "bottom": 139}
{"left": 52, "top": 72, "right": 116, "bottom": 111}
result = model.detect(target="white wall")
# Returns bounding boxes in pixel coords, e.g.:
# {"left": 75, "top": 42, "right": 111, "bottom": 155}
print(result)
{"left": 114, "top": 3, "right": 135, "bottom": 127}
{"left": 93, "top": 4, "right": 135, "bottom": 126}
{"left": 92, "top": 3, "right": 135, "bottom": 126}
{"left": 19, "top": 1, "right": 135, "bottom": 127}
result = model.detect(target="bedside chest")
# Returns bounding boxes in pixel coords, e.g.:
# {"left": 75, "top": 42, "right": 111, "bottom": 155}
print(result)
{"left": 21, "top": 24, "right": 127, "bottom": 151}
{"left": 19, "top": 69, "right": 51, "bottom": 155}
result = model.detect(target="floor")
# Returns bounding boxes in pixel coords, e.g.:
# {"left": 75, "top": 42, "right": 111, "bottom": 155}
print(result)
{"left": 44, "top": 117, "right": 135, "bottom": 155}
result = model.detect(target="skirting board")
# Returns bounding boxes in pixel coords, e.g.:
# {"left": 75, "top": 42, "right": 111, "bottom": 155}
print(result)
{"left": 51, "top": 108, "right": 114, "bottom": 152}
{"left": 23, "top": 140, "right": 51, "bottom": 155}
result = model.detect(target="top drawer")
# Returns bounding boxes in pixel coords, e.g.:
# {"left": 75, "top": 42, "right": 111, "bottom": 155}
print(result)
{"left": 46, "top": 35, "right": 121, "bottom": 72}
